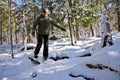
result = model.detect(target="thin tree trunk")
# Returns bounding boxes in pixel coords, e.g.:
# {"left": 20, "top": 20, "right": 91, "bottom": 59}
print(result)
{"left": 69, "top": 0, "right": 76, "bottom": 45}
{"left": 67, "top": 10, "right": 74, "bottom": 45}
{"left": 14, "top": 16, "right": 18, "bottom": 44}
{"left": 42, "top": 0, "right": 46, "bottom": 9}
{"left": 117, "top": 12, "right": 120, "bottom": 31}
{"left": 22, "top": 32, "right": 24, "bottom": 44}
{"left": 42, "top": 0, "right": 44, "bottom": 9}
{"left": 15, "top": 30, "right": 18, "bottom": 44}
{"left": 23, "top": 10, "right": 27, "bottom": 51}
{"left": 75, "top": 10, "right": 80, "bottom": 40}
{"left": 22, "top": 0, "right": 27, "bottom": 51}
{"left": 116, "top": 0, "right": 120, "bottom": 31}
{"left": 22, "top": 0, "right": 24, "bottom": 45}
{"left": 90, "top": 24, "right": 94, "bottom": 36}
{"left": 0, "top": 9, "right": 2, "bottom": 45}
{"left": 73, "top": 26, "right": 77, "bottom": 43}
{"left": 8, "top": 0, "right": 14, "bottom": 58}
{"left": 76, "top": 21, "right": 79, "bottom": 40}
{"left": 7, "top": 29, "right": 9, "bottom": 44}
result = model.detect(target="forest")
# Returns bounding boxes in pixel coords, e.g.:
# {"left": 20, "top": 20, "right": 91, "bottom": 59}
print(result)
{"left": 0, "top": 0, "right": 120, "bottom": 45}
{"left": 0, "top": 0, "right": 120, "bottom": 80}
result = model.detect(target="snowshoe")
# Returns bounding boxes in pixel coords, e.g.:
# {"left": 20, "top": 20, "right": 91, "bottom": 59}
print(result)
{"left": 28, "top": 56, "right": 40, "bottom": 65}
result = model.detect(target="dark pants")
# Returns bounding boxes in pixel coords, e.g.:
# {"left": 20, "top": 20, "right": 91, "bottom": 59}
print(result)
{"left": 34, "top": 34, "right": 49, "bottom": 58}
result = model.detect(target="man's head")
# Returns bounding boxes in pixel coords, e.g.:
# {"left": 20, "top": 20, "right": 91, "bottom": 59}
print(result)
{"left": 40, "top": 8, "right": 49, "bottom": 18}
{"left": 42, "top": 8, "right": 49, "bottom": 14}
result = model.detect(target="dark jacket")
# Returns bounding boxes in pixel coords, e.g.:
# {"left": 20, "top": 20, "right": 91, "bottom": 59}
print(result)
{"left": 33, "top": 16, "right": 65, "bottom": 34}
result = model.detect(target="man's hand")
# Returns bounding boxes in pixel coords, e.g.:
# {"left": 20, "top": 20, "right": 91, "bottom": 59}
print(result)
{"left": 32, "top": 31, "right": 35, "bottom": 36}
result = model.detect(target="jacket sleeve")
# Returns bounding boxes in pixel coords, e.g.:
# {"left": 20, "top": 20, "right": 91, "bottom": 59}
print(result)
{"left": 33, "top": 17, "right": 40, "bottom": 31}
{"left": 50, "top": 20, "right": 66, "bottom": 31}
{"left": 50, "top": 20, "right": 61, "bottom": 28}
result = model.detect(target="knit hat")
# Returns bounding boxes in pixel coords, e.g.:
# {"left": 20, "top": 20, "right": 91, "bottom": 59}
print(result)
{"left": 42, "top": 8, "right": 49, "bottom": 13}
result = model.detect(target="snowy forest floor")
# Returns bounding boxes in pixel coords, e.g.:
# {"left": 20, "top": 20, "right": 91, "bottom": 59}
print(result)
{"left": 0, "top": 31, "right": 120, "bottom": 80}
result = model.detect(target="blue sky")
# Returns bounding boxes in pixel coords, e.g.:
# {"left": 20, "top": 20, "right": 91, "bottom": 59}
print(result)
{"left": 12, "top": 0, "right": 42, "bottom": 9}
{"left": 17, "top": 0, "right": 22, "bottom": 5}
{"left": 13, "top": 0, "right": 22, "bottom": 5}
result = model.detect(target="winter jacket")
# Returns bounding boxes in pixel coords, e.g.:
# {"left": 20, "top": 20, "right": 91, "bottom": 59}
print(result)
{"left": 33, "top": 16, "right": 65, "bottom": 34}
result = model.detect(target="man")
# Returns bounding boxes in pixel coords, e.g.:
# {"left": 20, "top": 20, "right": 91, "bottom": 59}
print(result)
{"left": 32, "top": 8, "right": 66, "bottom": 61}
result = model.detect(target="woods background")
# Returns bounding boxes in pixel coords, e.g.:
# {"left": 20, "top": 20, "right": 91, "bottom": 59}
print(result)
{"left": 0, "top": 0, "right": 120, "bottom": 45}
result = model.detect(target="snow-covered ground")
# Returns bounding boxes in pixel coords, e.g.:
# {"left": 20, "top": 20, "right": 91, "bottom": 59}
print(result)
{"left": 0, "top": 31, "right": 120, "bottom": 80}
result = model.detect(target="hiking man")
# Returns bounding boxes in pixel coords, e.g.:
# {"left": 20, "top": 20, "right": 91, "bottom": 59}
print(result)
{"left": 32, "top": 8, "right": 66, "bottom": 61}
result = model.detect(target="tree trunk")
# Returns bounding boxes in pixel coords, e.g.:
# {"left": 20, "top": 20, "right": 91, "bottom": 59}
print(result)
{"left": 14, "top": 16, "right": 18, "bottom": 44}
{"left": 0, "top": 9, "right": 2, "bottom": 45}
{"left": 117, "top": 12, "right": 120, "bottom": 31}
{"left": 90, "top": 24, "right": 94, "bottom": 36}
{"left": 22, "top": 32, "right": 24, "bottom": 44}
{"left": 7, "top": 29, "right": 9, "bottom": 44}
{"left": 22, "top": 0, "right": 27, "bottom": 51}
{"left": 42, "top": 0, "right": 44, "bottom": 9}
{"left": 67, "top": 10, "right": 74, "bottom": 45}
{"left": 116, "top": 0, "right": 120, "bottom": 31}
{"left": 76, "top": 23, "right": 79, "bottom": 40}
{"left": 8, "top": 0, "right": 14, "bottom": 58}
{"left": 73, "top": 25, "right": 77, "bottom": 43}
{"left": 15, "top": 31, "right": 18, "bottom": 44}
{"left": 49, "top": 0, "right": 54, "bottom": 35}
{"left": 22, "top": 0, "right": 24, "bottom": 45}
{"left": 23, "top": 11, "right": 27, "bottom": 51}
{"left": 68, "top": 0, "right": 76, "bottom": 45}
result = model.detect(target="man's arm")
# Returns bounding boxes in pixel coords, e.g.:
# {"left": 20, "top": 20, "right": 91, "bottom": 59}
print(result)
{"left": 32, "top": 17, "right": 40, "bottom": 36}
{"left": 33, "top": 17, "right": 40, "bottom": 30}
{"left": 50, "top": 20, "right": 66, "bottom": 31}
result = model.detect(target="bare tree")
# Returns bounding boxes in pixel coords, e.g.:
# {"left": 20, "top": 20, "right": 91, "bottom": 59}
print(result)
{"left": 0, "top": 8, "right": 3, "bottom": 45}
{"left": 68, "top": 0, "right": 77, "bottom": 45}
{"left": 8, "top": 0, "right": 14, "bottom": 58}
{"left": 0, "top": 1, "right": 4, "bottom": 45}
{"left": 116, "top": 0, "right": 120, "bottom": 31}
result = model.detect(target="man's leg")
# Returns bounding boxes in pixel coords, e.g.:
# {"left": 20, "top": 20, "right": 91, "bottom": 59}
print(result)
{"left": 34, "top": 34, "right": 42, "bottom": 58}
{"left": 43, "top": 34, "right": 49, "bottom": 60}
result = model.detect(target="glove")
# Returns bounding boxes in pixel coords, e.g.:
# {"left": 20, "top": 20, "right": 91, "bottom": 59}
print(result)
{"left": 61, "top": 28, "right": 66, "bottom": 32}
{"left": 32, "top": 31, "right": 35, "bottom": 36}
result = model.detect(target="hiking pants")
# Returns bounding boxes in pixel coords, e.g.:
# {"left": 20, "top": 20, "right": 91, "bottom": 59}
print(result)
{"left": 34, "top": 34, "right": 49, "bottom": 58}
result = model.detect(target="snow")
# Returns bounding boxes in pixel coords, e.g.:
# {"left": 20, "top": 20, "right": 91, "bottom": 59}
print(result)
{"left": 0, "top": 32, "right": 120, "bottom": 80}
